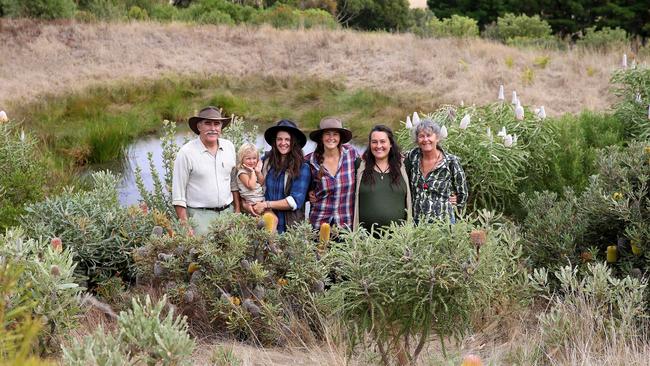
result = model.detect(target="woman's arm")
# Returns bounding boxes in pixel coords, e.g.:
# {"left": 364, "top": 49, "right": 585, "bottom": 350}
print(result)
{"left": 450, "top": 157, "right": 468, "bottom": 209}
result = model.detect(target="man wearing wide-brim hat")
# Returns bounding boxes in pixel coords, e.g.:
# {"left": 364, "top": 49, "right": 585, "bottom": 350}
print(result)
{"left": 172, "top": 106, "right": 238, "bottom": 236}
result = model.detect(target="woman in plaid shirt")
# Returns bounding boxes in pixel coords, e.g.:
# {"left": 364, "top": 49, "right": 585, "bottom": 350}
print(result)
{"left": 405, "top": 119, "right": 468, "bottom": 223}
{"left": 306, "top": 117, "right": 359, "bottom": 230}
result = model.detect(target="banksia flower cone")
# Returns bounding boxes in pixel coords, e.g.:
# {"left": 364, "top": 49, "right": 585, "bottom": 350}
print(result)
{"left": 461, "top": 354, "right": 483, "bottom": 366}
{"left": 440, "top": 125, "right": 448, "bottom": 139}
{"left": 470, "top": 230, "right": 487, "bottom": 247}
{"left": 631, "top": 240, "right": 642, "bottom": 256}
{"left": 51, "top": 237, "right": 63, "bottom": 253}
{"left": 240, "top": 259, "right": 251, "bottom": 271}
{"left": 243, "top": 299, "right": 261, "bottom": 317}
{"left": 511, "top": 91, "right": 518, "bottom": 105}
{"left": 498, "top": 85, "right": 504, "bottom": 101}
{"left": 0, "top": 111, "right": 7, "bottom": 123}
{"left": 50, "top": 265, "right": 61, "bottom": 277}
{"left": 187, "top": 262, "right": 200, "bottom": 274}
{"left": 412, "top": 112, "right": 421, "bottom": 125}
{"left": 319, "top": 223, "right": 331, "bottom": 245}
{"left": 262, "top": 212, "right": 276, "bottom": 233}
{"left": 515, "top": 104, "right": 525, "bottom": 120}
{"left": 607, "top": 246, "right": 618, "bottom": 263}
{"left": 312, "top": 280, "right": 325, "bottom": 293}
{"left": 405, "top": 116, "right": 413, "bottom": 129}
{"left": 151, "top": 226, "right": 164, "bottom": 237}
{"left": 459, "top": 114, "right": 470, "bottom": 129}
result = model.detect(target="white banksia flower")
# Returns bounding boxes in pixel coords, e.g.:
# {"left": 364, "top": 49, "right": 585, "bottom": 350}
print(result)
{"left": 511, "top": 91, "right": 518, "bottom": 105}
{"left": 412, "top": 112, "right": 421, "bottom": 125}
{"left": 0, "top": 111, "right": 7, "bottom": 123}
{"left": 622, "top": 53, "right": 628, "bottom": 68}
{"left": 635, "top": 93, "right": 642, "bottom": 104}
{"left": 20, "top": 129, "right": 25, "bottom": 142}
{"left": 631, "top": 59, "right": 637, "bottom": 69}
{"left": 497, "top": 126, "right": 507, "bottom": 138}
{"left": 537, "top": 106, "right": 546, "bottom": 119}
{"left": 648, "top": 105, "right": 650, "bottom": 120}
{"left": 513, "top": 134, "right": 518, "bottom": 145}
{"left": 504, "top": 134, "right": 513, "bottom": 147}
{"left": 498, "top": 85, "right": 505, "bottom": 101}
{"left": 460, "top": 100, "right": 464, "bottom": 107}
{"left": 459, "top": 114, "right": 470, "bottom": 129}
{"left": 486, "top": 127, "right": 492, "bottom": 140}
{"left": 405, "top": 115, "right": 413, "bottom": 129}
{"left": 515, "top": 104, "right": 525, "bottom": 120}
{"left": 440, "top": 125, "right": 448, "bottom": 139}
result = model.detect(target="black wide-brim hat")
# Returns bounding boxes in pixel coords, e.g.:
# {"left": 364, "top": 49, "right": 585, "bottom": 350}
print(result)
{"left": 188, "top": 106, "right": 232, "bottom": 134}
{"left": 264, "top": 119, "right": 307, "bottom": 148}
{"left": 309, "top": 117, "right": 353, "bottom": 144}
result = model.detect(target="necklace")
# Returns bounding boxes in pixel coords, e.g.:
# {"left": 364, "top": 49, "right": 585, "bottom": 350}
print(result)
{"left": 375, "top": 163, "right": 389, "bottom": 179}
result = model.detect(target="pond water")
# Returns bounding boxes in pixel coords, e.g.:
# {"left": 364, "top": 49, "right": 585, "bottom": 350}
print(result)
{"left": 117, "top": 132, "right": 366, "bottom": 206}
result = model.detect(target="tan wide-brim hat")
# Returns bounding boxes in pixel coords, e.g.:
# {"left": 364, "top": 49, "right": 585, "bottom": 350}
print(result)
{"left": 309, "top": 117, "right": 353, "bottom": 144}
{"left": 188, "top": 106, "right": 232, "bottom": 134}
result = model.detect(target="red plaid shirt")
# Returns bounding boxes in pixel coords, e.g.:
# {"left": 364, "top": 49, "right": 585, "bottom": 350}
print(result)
{"left": 306, "top": 144, "right": 358, "bottom": 229}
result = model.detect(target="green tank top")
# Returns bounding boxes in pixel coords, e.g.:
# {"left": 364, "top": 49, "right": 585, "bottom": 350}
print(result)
{"left": 358, "top": 170, "right": 407, "bottom": 232}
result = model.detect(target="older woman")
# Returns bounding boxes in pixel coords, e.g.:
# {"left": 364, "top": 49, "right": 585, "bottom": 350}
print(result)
{"left": 353, "top": 125, "right": 412, "bottom": 232}
{"left": 306, "top": 117, "right": 359, "bottom": 230}
{"left": 404, "top": 119, "right": 468, "bottom": 223}
{"left": 249, "top": 119, "right": 311, "bottom": 233}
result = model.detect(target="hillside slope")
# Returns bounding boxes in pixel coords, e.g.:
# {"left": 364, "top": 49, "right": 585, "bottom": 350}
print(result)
{"left": 0, "top": 19, "right": 634, "bottom": 115}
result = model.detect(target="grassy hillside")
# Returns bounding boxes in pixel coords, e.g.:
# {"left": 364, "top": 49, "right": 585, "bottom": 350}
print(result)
{"left": 0, "top": 19, "right": 638, "bottom": 115}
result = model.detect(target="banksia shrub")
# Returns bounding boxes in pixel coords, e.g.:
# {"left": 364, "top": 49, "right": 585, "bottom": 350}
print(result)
{"left": 62, "top": 295, "right": 194, "bottom": 365}
{"left": 133, "top": 214, "right": 329, "bottom": 345}
{"left": 324, "top": 213, "right": 527, "bottom": 365}
{"left": 22, "top": 171, "right": 162, "bottom": 285}
{"left": 0, "top": 229, "right": 81, "bottom": 354}
{"left": 396, "top": 102, "right": 555, "bottom": 212}
{"left": 611, "top": 66, "right": 650, "bottom": 140}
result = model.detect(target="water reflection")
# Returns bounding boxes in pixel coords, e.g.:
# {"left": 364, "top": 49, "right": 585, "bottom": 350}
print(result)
{"left": 118, "top": 132, "right": 365, "bottom": 206}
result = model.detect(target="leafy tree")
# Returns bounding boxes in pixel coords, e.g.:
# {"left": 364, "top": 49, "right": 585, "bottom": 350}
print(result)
{"left": 341, "top": 0, "right": 411, "bottom": 31}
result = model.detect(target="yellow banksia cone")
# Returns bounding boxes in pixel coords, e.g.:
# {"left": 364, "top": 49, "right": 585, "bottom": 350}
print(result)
{"left": 607, "top": 245, "right": 618, "bottom": 263}
{"left": 631, "top": 240, "right": 642, "bottom": 256}
{"left": 645, "top": 146, "right": 650, "bottom": 154}
{"left": 461, "top": 354, "right": 483, "bottom": 366}
{"left": 262, "top": 212, "right": 275, "bottom": 233}
{"left": 612, "top": 192, "right": 623, "bottom": 201}
{"left": 187, "top": 262, "right": 200, "bottom": 274}
{"left": 231, "top": 296, "right": 241, "bottom": 306}
{"left": 319, "top": 223, "right": 331, "bottom": 245}
{"left": 277, "top": 278, "right": 288, "bottom": 287}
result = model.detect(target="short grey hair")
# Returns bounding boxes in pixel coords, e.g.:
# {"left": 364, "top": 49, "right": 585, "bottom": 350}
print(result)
{"left": 412, "top": 119, "right": 442, "bottom": 143}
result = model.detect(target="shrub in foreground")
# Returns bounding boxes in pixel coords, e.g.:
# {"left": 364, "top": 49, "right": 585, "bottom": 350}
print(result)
{"left": 611, "top": 66, "right": 650, "bottom": 141}
{"left": 323, "top": 212, "right": 528, "bottom": 365}
{"left": 0, "top": 229, "right": 82, "bottom": 354}
{"left": 22, "top": 171, "right": 162, "bottom": 286}
{"left": 133, "top": 214, "right": 330, "bottom": 345}
{"left": 62, "top": 295, "right": 195, "bottom": 365}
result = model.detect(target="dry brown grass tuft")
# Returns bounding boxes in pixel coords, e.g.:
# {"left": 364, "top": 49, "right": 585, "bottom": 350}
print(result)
{"left": 0, "top": 19, "right": 642, "bottom": 116}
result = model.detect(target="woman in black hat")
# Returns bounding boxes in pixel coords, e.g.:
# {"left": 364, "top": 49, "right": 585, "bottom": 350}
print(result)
{"left": 249, "top": 119, "right": 311, "bottom": 233}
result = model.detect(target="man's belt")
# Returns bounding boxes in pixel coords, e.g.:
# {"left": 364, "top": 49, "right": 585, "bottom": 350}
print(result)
{"left": 188, "top": 203, "right": 232, "bottom": 212}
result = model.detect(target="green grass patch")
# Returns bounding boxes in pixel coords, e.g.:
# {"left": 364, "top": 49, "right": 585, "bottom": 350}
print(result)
{"left": 11, "top": 74, "right": 424, "bottom": 173}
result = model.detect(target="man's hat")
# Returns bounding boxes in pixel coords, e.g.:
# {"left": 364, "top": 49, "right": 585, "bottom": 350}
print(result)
{"left": 309, "top": 117, "right": 352, "bottom": 144}
{"left": 264, "top": 119, "right": 307, "bottom": 148}
{"left": 188, "top": 106, "right": 232, "bottom": 134}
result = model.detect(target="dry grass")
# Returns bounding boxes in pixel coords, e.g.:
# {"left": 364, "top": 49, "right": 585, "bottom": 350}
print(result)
{"left": 0, "top": 19, "right": 641, "bottom": 116}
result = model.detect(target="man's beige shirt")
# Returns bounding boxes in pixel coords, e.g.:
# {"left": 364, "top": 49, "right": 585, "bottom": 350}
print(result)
{"left": 172, "top": 137, "right": 236, "bottom": 208}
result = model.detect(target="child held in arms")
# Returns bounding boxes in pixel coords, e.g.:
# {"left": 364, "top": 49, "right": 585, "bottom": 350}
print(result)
{"left": 236, "top": 143, "right": 277, "bottom": 231}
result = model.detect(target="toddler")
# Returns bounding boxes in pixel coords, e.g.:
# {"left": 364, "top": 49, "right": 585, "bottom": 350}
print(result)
{"left": 236, "top": 143, "right": 277, "bottom": 231}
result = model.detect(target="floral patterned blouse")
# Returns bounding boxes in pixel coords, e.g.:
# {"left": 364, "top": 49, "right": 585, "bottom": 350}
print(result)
{"left": 404, "top": 146, "right": 468, "bottom": 222}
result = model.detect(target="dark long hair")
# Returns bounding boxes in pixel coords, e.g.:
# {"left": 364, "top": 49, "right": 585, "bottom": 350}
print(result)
{"left": 267, "top": 129, "right": 304, "bottom": 180}
{"left": 361, "top": 125, "right": 402, "bottom": 187}
{"left": 312, "top": 134, "right": 342, "bottom": 179}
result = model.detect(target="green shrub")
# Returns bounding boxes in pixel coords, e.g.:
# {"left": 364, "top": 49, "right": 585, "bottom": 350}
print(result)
{"left": 0, "top": 0, "right": 76, "bottom": 19}
{"left": 197, "top": 8, "right": 233, "bottom": 25}
{"left": 0, "top": 261, "right": 50, "bottom": 365}
{"left": 180, "top": 0, "right": 255, "bottom": 24}
{"left": 21, "top": 171, "right": 163, "bottom": 286}
{"left": 577, "top": 26, "right": 628, "bottom": 52}
{"left": 531, "top": 263, "right": 647, "bottom": 352}
{"left": 127, "top": 5, "right": 148, "bottom": 20}
{"left": 0, "top": 121, "right": 47, "bottom": 230}
{"left": 252, "top": 3, "right": 299, "bottom": 28}
{"left": 324, "top": 212, "right": 528, "bottom": 365}
{"left": 62, "top": 295, "right": 195, "bottom": 365}
{"left": 149, "top": 3, "right": 180, "bottom": 21}
{"left": 0, "top": 229, "right": 82, "bottom": 353}
{"left": 505, "top": 35, "right": 567, "bottom": 50}
{"left": 428, "top": 14, "right": 479, "bottom": 38}
{"left": 133, "top": 214, "right": 329, "bottom": 345}
{"left": 300, "top": 8, "right": 338, "bottom": 29}
{"left": 486, "top": 13, "right": 552, "bottom": 43}
{"left": 520, "top": 142, "right": 650, "bottom": 279}
{"left": 611, "top": 67, "right": 650, "bottom": 141}
{"left": 83, "top": 0, "right": 125, "bottom": 20}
